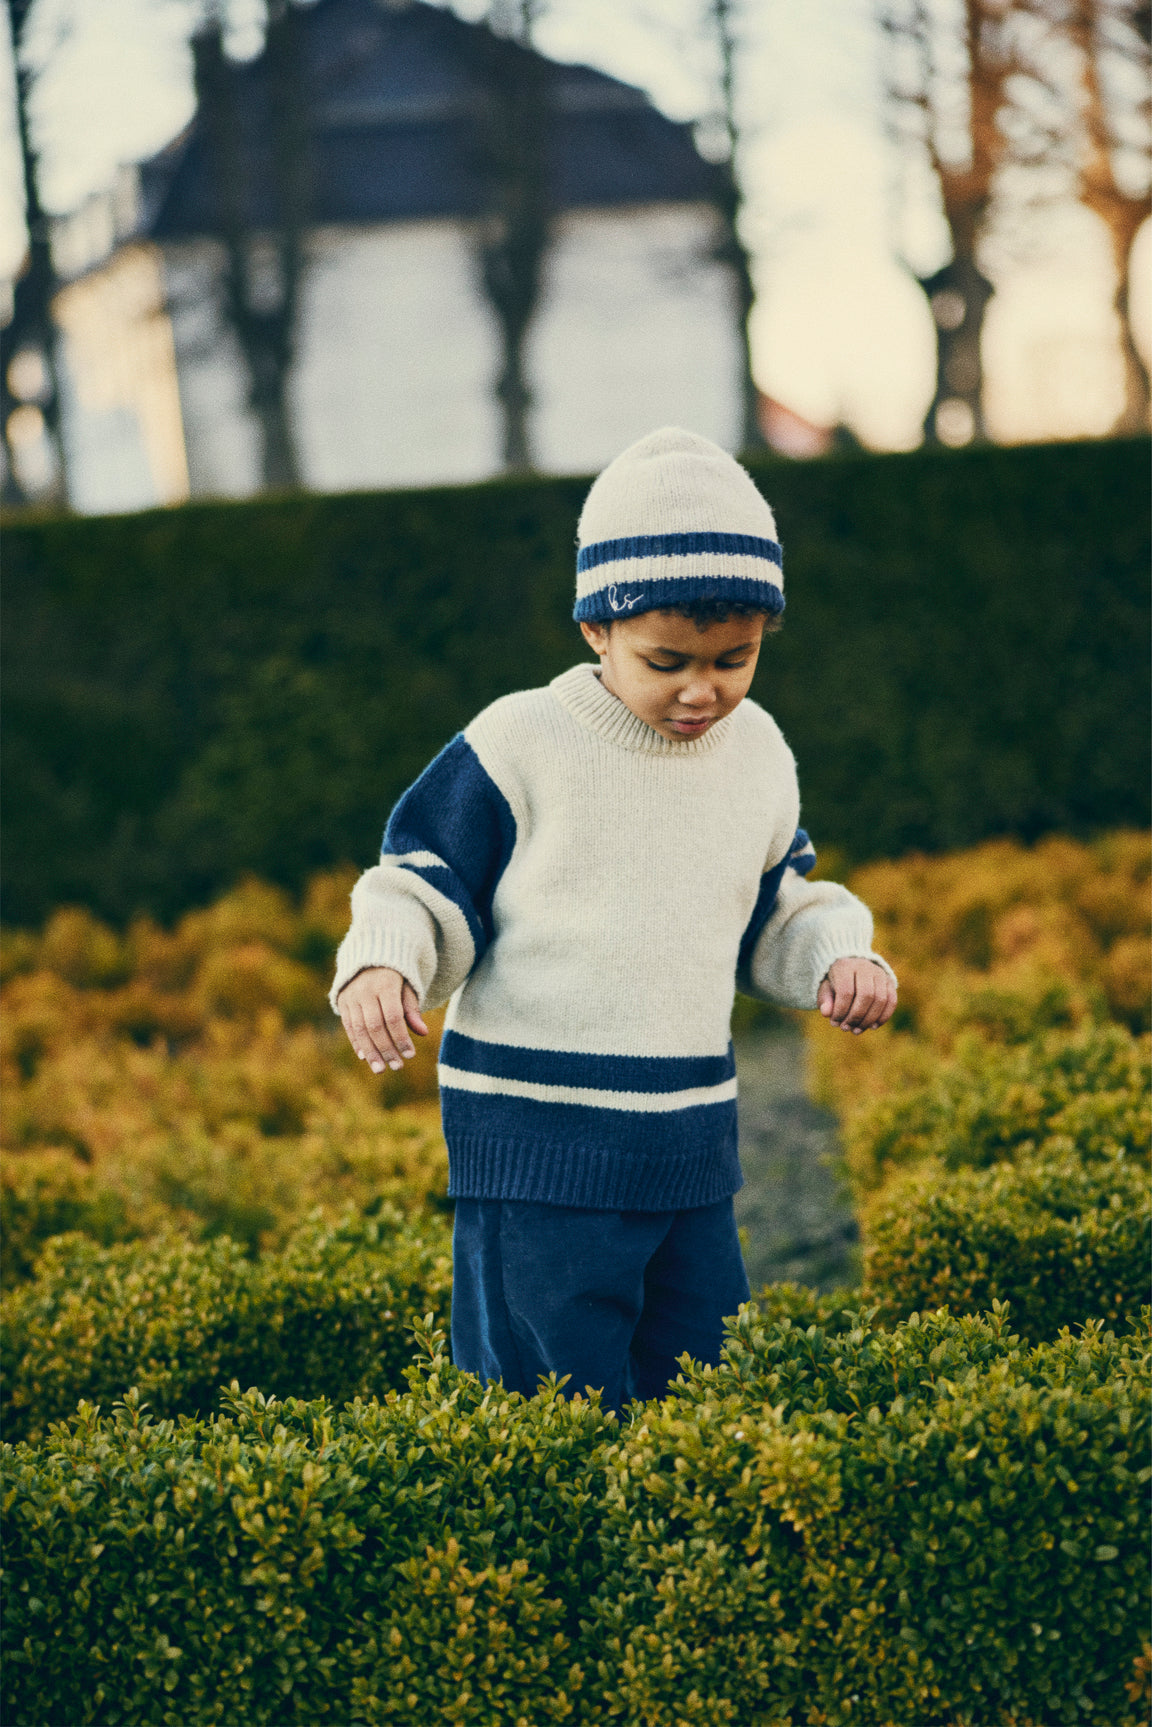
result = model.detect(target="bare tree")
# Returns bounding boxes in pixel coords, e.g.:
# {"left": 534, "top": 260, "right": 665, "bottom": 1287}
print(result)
{"left": 703, "top": 0, "right": 764, "bottom": 453}
{"left": 192, "top": 0, "right": 309, "bottom": 490}
{"left": 2, "top": 0, "right": 66, "bottom": 505}
{"left": 879, "top": 0, "right": 1019, "bottom": 444}
{"left": 472, "top": 2, "right": 551, "bottom": 473}
{"left": 1019, "top": 0, "right": 1151, "bottom": 430}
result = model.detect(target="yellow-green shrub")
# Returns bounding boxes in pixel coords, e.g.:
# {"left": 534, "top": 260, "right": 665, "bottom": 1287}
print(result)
{"left": 863, "top": 1149, "right": 1149, "bottom": 1338}
{"left": 1, "top": 872, "right": 449, "bottom": 1279}
{"left": 596, "top": 1302, "right": 1150, "bottom": 1727}
{"left": 2, "top": 1343, "right": 615, "bottom": 1727}
{"left": 841, "top": 1021, "right": 1149, "bottom": 1197}
{"left": 807, "top": 830, "right": 1151, "bottom": 1131}
{"left": 3, "top": 1306, "right": 1147, "bottom": 1727}
{"left": 0, "top": 1207, "right": 452, "bottom": 1442}
{"left": 802, "top": 837, "right": 1151, "bottom": 1346}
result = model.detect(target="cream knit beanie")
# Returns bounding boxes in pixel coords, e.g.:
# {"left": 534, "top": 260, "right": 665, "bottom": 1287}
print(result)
{"left": 574, "top": 426, "right": 783, "bottom": 624}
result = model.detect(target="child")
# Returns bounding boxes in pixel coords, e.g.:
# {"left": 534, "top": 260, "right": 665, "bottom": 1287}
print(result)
{"left": 332, "top": 427, "right": 896, "bottom": 1413}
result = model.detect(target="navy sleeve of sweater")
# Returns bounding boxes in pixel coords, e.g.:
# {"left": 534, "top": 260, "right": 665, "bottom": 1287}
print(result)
{"left": 381, "top": 734, "right": 518, "bottom": 967}
{"left": 737, "top": 827, "right": 817, "bottom": 975}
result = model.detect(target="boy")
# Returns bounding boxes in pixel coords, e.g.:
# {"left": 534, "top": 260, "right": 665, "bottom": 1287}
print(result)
{"left": 332, "top": 427, "right": 896, "bottom": 1413}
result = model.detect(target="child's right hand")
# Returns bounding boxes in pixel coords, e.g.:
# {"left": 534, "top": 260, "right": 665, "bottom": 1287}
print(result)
{"left": 337, "top": 966, "right": 429, "bottom": 1073}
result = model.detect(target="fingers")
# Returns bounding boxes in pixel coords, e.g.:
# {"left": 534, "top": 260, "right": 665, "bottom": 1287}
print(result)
{"left": 855, "top": 970, "right": 896, "bottom": 1032}
{"left": 822, "top": 960, "right": 897, "bottom": 1034}
{"left": 402, "top": 980, "right": 429, "bottom": 1039}
{"left": 337, "top": 969, "right": 422, "bottom": 1073}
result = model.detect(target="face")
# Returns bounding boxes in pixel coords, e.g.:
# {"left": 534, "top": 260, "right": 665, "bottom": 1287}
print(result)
{"left": 579, "top": 610, "right": 765, "bottom": 742}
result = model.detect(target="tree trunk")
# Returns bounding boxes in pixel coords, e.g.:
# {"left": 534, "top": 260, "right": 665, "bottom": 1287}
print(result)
{"left": 192, "top": 1, "right": 308, "bottom": 492}
{"left": 712, "top": 161, "right": 764, "bottom": 455}
{"left": 707, "top": 0, "right": 765, "bottom": 454}
{"left": 1115, "top": 248, "right": 1151, "bottom": 434}
{"left": 919, "top": 231, "right": 994, "bottom": 445}
{"left": 1062, "top": 0, "right": 1151, "bottom": 434}
{"left": 2, "top": 0, "right": 67, "bottom": 505}
{"left": 473, "top": 20, "right": 550, "bottom": 474}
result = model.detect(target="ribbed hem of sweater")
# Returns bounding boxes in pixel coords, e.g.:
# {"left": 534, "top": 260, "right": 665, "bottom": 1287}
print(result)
{"left": 445, "top": 1134, "right": 744, "bottom": 1212}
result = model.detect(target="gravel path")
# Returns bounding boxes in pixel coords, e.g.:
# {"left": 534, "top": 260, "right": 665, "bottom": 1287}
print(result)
{"left": 732, "top": 1021, "right": 860, "bottom": 1294}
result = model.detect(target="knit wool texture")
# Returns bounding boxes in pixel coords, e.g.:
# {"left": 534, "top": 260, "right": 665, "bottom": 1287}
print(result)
{"left": 573, "top": 425, "right": 785, "bottom": 624}
{"left": 331, "top": 664, "right": 893, "bottom": 1212}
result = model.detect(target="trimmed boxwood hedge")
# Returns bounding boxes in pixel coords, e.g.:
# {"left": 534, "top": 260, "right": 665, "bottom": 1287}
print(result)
{"left": 0, "top": 1207, "right": 452, "bottom": 1443}
{"left": 3, "top": 1302, "right": 1147, "bottom": 1726}
{"left": 842, "top": 1020, "right": 1150, "bottom": 1196}
{"left": 863, "top": 1147, "right": 1149, "bottom": 1338}
{"left": 3, "top": 437, "right": 1148, "bottom": 925}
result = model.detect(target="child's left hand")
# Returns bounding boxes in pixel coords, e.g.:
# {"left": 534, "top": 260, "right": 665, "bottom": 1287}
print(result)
{"left": 817, "top": 958, "right": 897, "bottom": 1034}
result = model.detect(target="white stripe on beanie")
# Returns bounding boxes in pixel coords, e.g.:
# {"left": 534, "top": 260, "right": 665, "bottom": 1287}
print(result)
{"left": 574, "top": 426, "right": 784, "bottom": 623}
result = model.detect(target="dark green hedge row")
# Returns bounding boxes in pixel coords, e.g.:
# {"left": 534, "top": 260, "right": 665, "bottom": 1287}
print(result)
{"left": 3, "top": 438, "right": 1148, "bottom": 925}
{"left": 1, "top": 1208, "right": 452, "bottom": 1443}
{"left": 865, "top": 1147, "right": 1148, "bottom": 1336}
{"left": 3, "top": 1301, "right": 1148, "bottom": 1726}
{"left": 848, "top": 1019, "right": 1151, "bottom": 1337}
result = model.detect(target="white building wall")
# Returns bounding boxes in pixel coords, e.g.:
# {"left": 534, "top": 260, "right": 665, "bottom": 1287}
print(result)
{"left": 54, "top": 201, "right": 743, "bottom": 511}
{"left": 162, "top": 243, "right": 262, "bottom": 498}
{"left": 529, "top": 204, "right": 742, "bottom": 471}
{"left": 287, "top": 203, "right": 740, "bottom": 490}
{"left": 290, "top": 220, "right": 501, "bottom": 490}
{"left": 53, "top": 244, "right": 190, "bottom": 515}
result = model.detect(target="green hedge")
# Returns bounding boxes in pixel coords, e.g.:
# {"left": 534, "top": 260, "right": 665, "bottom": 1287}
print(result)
{"left": 600, "top": 1301, "right": 1150, "bottom": 1727}
{"left": 0, "top": 1207, "right": 452, "bottom": 1443}
{"left": 3, "top": 438, "right": 1148, "bottom": 925}
{"left": 3, "top": 1304, "right": 1147, "bottom": 1726}
{"left": 844, "top": 1021, "right": 1150, "bottom": 1196}
{"left": 863, "top": 1148, "right": 1149, "bottom": 1337}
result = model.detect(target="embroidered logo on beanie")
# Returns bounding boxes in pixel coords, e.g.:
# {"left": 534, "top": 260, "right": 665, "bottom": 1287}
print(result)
{"left": 574, "top": 427, "right": 784, "bottom": 625}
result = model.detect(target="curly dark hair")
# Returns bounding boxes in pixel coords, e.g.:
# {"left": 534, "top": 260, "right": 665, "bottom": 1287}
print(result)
{"left": 599, "top": 599, "right": 783, "bottom": 635}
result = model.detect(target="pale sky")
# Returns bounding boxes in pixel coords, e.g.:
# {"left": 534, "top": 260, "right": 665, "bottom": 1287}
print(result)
{"left": 1, "top": 0, "right": 1147, "bottom": 449}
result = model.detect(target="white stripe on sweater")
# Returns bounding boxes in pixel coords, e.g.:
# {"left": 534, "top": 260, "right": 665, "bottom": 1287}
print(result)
{"left": 437, "top": 1064, "right": 738, "bottom": 1113}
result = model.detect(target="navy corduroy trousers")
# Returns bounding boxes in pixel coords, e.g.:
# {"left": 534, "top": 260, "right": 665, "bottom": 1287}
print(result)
{"left": 450, "top": 1195, "right": 750, "bottom": 1414}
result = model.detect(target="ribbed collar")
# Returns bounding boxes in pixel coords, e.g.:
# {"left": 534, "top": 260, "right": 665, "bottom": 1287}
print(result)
{"left": 549, "top": 662, "right": 738, "bottom": 756}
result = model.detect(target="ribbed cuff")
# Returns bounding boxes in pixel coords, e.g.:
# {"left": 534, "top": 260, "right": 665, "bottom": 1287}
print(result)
{"left": 329, "top": 923, "right": 428, "bottom": 1013}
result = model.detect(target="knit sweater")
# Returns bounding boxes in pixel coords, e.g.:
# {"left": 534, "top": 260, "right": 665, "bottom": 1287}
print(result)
{"left": 331, "top": 662, "right": 894, "bottom": 1211}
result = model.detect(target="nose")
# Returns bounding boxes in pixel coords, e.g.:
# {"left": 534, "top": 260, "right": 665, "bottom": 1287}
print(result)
{"left": 678, "top": 671, "right": 717, "bottom": 709}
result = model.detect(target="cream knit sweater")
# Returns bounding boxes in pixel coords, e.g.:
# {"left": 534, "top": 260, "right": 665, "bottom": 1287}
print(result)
{"left": 331, "top": 663, "right": 893, "bottom": 1210}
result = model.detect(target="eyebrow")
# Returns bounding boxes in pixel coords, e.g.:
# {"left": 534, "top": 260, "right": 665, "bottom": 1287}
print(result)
{"left": 642, "top": 641, "right": 757, "bottom": 658}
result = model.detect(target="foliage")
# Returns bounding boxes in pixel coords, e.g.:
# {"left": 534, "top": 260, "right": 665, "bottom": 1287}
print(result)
{"left": 3, "top": 438, "right": 1148, "bottom": 926}
{"left": 843, "top": 1020, "right": 1149, "bottom": 1197}
{"left": 863, "top": 1149, "right": 1149, "bottom": 1338}
{"left": 598, "top": 1302, "right": 1150, "bottom": 1727}
{"left": 807, "top": 829, "right": 1152, "bottom": 1131}
{"left": 1, "top": 1208, "right": 452, "bottom": 1443}
{"left": 1, "top": 817, "right": 1149, "bottom": 1715}
{"left": 1, "top": 873, "right": 446, "bottom": 1283}
{"left": 3, "top": 1307, "right": 1147, "bottom": 1727}
{"left": 804, "top": 831, "right": 1151, "bottom": 1338}
{"left": 2, "top": 1332, "right": 614, "bottom": 1726}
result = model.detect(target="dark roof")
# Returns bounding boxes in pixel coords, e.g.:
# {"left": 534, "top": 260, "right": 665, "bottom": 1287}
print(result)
{"left": 139, "top": 0, "right": 722, "bottom": 239}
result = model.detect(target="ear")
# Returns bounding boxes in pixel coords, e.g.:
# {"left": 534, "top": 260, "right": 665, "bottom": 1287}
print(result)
{"left": 579, "top": 620, "right": 610, "bottom": 654}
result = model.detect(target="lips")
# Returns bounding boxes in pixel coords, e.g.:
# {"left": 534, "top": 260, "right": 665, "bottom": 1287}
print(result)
{"left": 668, "top": 716, "right": 714, "bottom": 733}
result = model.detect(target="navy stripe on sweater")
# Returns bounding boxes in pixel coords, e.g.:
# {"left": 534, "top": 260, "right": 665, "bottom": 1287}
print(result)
{"left": 381, "top": 734, "right": 517, "bottom": 958}
{"left": 440, "top": 1030, "right": 734, "bottom": 1093}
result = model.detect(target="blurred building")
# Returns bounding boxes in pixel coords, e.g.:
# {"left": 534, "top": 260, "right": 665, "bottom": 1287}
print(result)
{"left": 49, "top": 0, "right": 744, "bottom": 513}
